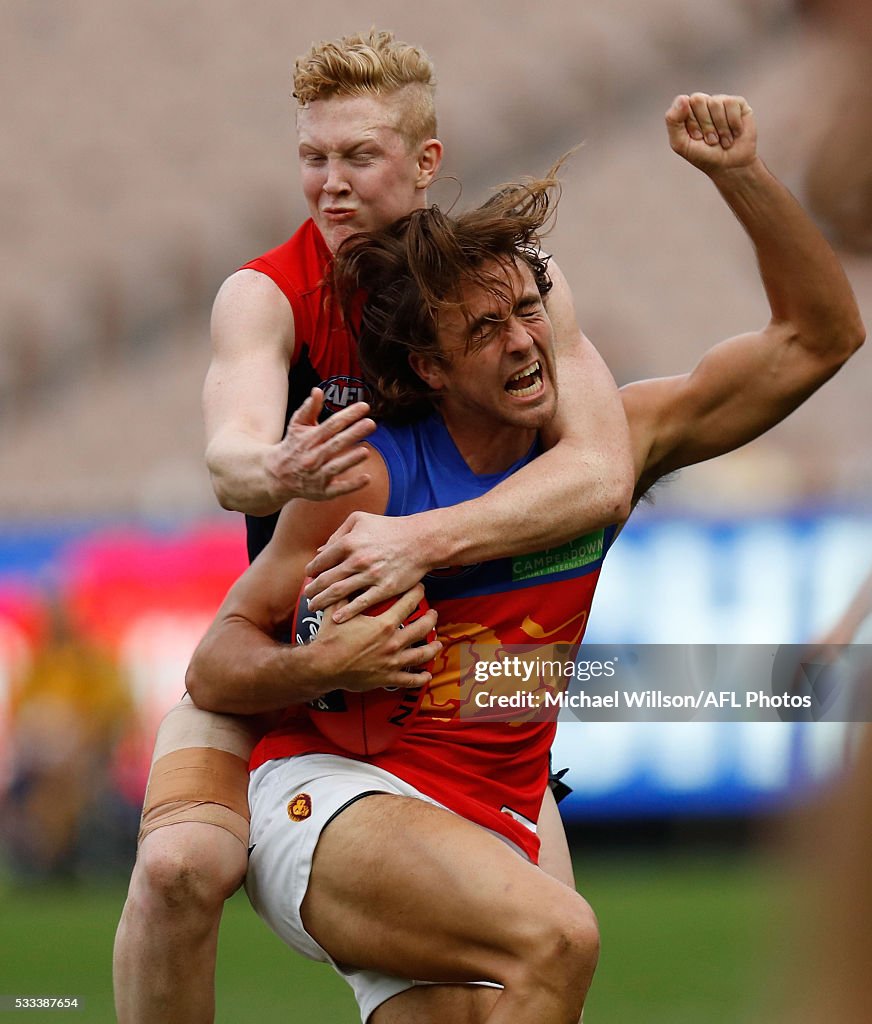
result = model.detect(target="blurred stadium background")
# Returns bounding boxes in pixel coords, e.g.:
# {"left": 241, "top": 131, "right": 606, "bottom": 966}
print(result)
{"left": 1, "top": 0, "right": 870, "bottom": 1021}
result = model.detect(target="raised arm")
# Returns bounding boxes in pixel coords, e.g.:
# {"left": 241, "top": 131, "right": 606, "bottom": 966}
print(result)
{"left": 185, "top": 450, "right": 440, "bottom": 715}
{"left": 204, "top": 269, "right": 375, "bottom": 515}
{"left": 622, "top": 93, "right": 864, "bottom": 499}
{"left": 306, "top": 269, "right": 633, "bottom": 619}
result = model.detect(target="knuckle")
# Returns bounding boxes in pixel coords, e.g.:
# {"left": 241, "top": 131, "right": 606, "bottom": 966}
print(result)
{"left": 387, "top": 631, "right": 406, "bottom": 653}
{"left": 349, "top": 554, "right": 372, "bottom": 574}
{"left": 375, "top": 616, "right": 395, "bottom": 638}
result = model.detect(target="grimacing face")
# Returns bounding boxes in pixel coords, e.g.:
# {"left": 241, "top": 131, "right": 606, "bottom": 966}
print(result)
{"left": 297, "top": 92, "right": 441, "bottom": 253}
{"left": 411, "top": 260, "right": 558, "bottom": 467}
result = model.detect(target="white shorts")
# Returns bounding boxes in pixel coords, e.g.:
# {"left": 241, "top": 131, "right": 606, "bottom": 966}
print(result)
{"left": 246, "top": 753, "right": 502, "bottom": 1023}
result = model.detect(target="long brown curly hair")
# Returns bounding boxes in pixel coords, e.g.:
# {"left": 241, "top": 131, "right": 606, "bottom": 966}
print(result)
{"left": 331, "top": 164, "right": 565, "bottom": 421}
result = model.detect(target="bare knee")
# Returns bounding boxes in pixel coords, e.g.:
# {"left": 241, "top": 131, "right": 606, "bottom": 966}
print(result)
{"left": 133, "top": 825, "right": 246, "bottom": 916}
{"left": 508, "top": 893, "right": 600, "bottom": 1005}
{"left": 542, "top": 893, "right": 599, "bottom": 979}
{"left": 559, "top": 896, "right": 600, "bottom": 981}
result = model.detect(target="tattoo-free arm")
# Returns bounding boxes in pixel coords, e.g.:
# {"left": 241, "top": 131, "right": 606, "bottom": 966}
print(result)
{"left": 204, "top": 269, "right": 375, "bottom": 515}
{"left": 624, "top": 93, "right": 864, "bottom": 500}
{"left": 185, "top": 452, "right": 440, "bottom": 714}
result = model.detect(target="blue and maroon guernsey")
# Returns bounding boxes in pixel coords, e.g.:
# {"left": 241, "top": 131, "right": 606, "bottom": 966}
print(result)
{"left": 250, "top": 414, "right": 615, "bottom": 862}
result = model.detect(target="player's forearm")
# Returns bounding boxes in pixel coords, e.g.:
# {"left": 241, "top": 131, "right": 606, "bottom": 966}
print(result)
{"left": 407, "top": 443, "right": 630, "bottom": 569}
{"left": 186, "top": 620, "right": 329, "bottom": 715}
{"left": 710, "top": 158, "right": 865, "bottom": 359}
{"left": 409, "top": 340, "right": 633, "bottom": 568}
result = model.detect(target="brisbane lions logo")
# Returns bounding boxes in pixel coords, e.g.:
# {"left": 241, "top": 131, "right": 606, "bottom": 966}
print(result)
{"left": 287, "top": 793, "right": 313, "bottom": 822}
{"left": 319, "top": 376, "right": 371, "bottom": 414}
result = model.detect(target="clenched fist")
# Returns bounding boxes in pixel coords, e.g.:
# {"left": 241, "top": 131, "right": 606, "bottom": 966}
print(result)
{"left": 665, "top": 93, "right": 757, "bottom": 174}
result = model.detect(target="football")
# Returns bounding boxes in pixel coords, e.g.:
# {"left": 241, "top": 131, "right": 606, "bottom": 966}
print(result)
{"left": 294, "top": 580, "right": 436, "bottom": 755}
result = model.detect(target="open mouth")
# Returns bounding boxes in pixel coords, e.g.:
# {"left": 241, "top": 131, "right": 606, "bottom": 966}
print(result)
{"left": 505, "top": 360, "right": 543, "bottom": 397}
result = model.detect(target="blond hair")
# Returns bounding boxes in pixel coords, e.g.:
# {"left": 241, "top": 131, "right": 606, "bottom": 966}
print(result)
{"left": 293, "top": 29, "right": 437, "bottom": 147}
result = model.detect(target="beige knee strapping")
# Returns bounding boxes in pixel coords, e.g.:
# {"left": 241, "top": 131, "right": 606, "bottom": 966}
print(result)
{"left": 138, "top": 747, "right": 250, "bottom": 848}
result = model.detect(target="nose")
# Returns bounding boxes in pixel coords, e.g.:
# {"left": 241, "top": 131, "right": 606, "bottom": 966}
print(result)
{"left": 322, "top": 159, "right": 351, "bottom": 196}
{"left": 504, "top": 316, "right": 535, "bottom": 355}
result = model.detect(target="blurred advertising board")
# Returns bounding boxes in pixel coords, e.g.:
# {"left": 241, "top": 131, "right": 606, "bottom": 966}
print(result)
{"left": 0, "top": 511, "right": 869, "bottom": 816}
{"left": 556, "top": 509, "right": 872, "bottom": 819}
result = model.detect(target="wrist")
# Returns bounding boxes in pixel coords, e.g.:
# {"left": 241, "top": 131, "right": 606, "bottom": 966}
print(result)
{"left": 285, "top": 641, "right": 336, "bottom": 702}
{"left": 404, "top": 507, "right": 463, "bottom": 571}
{"left": 707, "top": 155, "right": 768, "bottom": 191}
{"left": 263, "top": 444, "right": 294, "bottom": 508}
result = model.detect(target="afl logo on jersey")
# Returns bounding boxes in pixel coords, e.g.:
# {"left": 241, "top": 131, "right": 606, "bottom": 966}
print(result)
{"left": 319, "top": 376, "right": 371, "bottom": 413}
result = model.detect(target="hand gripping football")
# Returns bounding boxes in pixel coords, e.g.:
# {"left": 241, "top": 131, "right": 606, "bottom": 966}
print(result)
{"left": 294, "top": 581, "right": 435, "bottom": 755}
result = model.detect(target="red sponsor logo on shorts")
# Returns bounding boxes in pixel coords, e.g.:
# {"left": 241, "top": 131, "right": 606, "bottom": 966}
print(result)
{"left": 287, "top": 793, "right": 313, "bottom": 822}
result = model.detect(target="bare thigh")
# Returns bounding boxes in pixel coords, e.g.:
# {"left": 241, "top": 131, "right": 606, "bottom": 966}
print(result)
{"left": 137, "top": 695, "right": 275, "bottom": 849}
{"left": 301, "top": 793, "right": 591, "bottom": 985}
{"left": 373, "top": 983, "right": 500, "bottom": 1024}
{"left": 150, "top": 693, "right": 267, "bottom": 762}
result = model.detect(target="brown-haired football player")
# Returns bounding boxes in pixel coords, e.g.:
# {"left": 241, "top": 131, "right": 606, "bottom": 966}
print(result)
{"left": 184, "top": 93, "right": 863, "bottom": 1022}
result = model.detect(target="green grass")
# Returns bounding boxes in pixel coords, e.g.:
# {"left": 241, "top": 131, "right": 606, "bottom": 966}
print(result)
{"left": 0, "top": 849, "right": 791, "bottom": 1023}
{"left": 574, "top": 852, "right": 790, "bottom": 1024}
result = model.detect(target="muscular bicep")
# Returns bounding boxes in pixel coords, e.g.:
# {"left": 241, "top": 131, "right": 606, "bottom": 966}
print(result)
{"left": 204, "top": 269, "right": 295, "bottom": 453}
{"left": 541, "top": 261, "right": 624, "bottom": 448}
{"left": 624, "top": 321, "right": 835, "bottom": 495}
{"left": 541, "top": 260, "right": 585, "bottom": 448}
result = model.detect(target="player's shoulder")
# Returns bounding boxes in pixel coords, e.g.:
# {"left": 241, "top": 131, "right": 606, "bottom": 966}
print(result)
{"left": 368, "top": 417, "right": 427, "bottom": 469}
{"left": 211, "top": 268, "right": 295, "bottom": 353}
{"left": 212, "top": 267, "right": 294, "bottom": 320}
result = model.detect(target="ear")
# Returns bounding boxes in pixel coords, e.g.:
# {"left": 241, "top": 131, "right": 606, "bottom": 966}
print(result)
{"left": 415, "top": 138, "right": 443, "bottom": 190}
{"left": 409, "top": 350, "right": 447, "bottom": 392}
